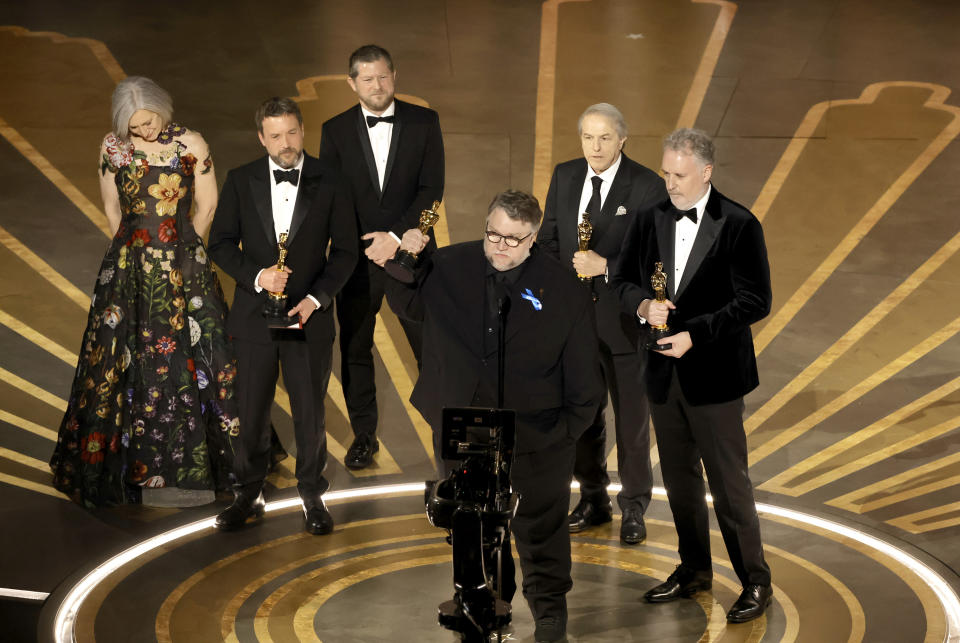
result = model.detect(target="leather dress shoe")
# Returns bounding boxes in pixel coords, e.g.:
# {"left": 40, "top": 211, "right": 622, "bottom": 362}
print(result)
{"left": 620, "top": 507, "right": 646, "bottom": 545}
{"left": 726, "top": 584, "right": 773, "bottom": 623}
{"left": 534, "top": 616, "right": 566, "bottom": 642}
{"left": 567, "top": 497, "right": 613, "bottom": 533}
{"left": 215, "top": 489, "right": 265, "bottom": 531}
{"left": 644, "top": 565, "right": 713, "bottom": 603}
{"left": 344, "top": 435, "right": 379, "bottom": 469}
{"left": 302, "top": 496, "right": 334, "bottom": 535}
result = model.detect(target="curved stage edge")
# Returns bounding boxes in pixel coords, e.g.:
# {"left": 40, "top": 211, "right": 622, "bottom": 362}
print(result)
{"left": 37, "top": 483, "right": 960, "bottom": 643}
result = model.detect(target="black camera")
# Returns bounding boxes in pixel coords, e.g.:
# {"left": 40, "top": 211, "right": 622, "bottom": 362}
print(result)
{"left": 425, "top": 407, "right": 519, "bottom": 642}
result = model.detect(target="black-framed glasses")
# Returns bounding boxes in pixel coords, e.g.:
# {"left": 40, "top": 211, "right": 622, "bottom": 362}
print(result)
{"left": 484, "top": 229, "right": 533, "bottom": 248}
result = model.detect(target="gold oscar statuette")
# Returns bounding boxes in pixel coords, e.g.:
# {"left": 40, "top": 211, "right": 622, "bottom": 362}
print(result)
{"left": 263, "top": 232, "right": 297, "bottom": 328}
{"left": 576, "top": 212, "right": 593, "bottom": 283}
{"left": 385, "top": 200, "right": 441, "bottom": 283}
{"left": 643, "top": 261, "right": 672, "bottom": 351}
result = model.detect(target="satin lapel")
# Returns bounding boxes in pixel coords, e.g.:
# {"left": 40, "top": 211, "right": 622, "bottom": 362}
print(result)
{"left": 653, "top": 207, "right": 676, "bottom": 299}
{"left": 287, "top": 158, "right": 317, "bottom": 244}
{"left": 354, "top": 109, "right": 382, "bottom": 201}
{"left": 676, "top": 198, "right": 723, "bottom": 300}
{"left": 249, "top": 160, "right": 276, "bottom": 246}
{"left": 382, "top": 114, "right": 402, "bottom": 196}
{"left": 593, "top": 161, "right": 631, "bottom": 243}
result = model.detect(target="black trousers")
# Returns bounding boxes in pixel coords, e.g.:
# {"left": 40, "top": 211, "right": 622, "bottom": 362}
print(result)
{"left": 233, "top": 331, "right": 331, "bottom": 496}
{"left": 336, "top": 259, "right": 422, "bottom": 439}
{"left": 510, "top": 439, "right": 577, "bottom": 624}
{"left": 573, "top": 344, "right": 652, "bottom": 513}
{"left": 651, "top": 370, "right": 771, "bottom": 587}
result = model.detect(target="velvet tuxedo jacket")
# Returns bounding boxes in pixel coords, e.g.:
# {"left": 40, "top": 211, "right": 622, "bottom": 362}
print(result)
{"left": 539, "top": 153, "right": 667, "bottom": 354}
{"left": 610, "top": 187, "right": 771, "bottom": 405}
{"left": 208, "top": 154, "right": 358, "bottom": 345}
{"left": 386, "top": 242, "right": 604, "bottom": 454}
{"left": 318, "top": 99, "right": 444, "bottom": 238}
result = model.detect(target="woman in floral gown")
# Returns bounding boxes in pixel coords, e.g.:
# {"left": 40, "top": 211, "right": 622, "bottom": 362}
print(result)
{"left": 50, "top": 76, "right": 238, "bottom": 508}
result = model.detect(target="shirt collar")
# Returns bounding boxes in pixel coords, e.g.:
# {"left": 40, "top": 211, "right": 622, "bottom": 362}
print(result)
{"left": 586, "top": 152, "right": 623, "bottom": 183}
{"left": 360, "top": 101, "right": 396, "bottom": 121}
{"left": 691, "top": 184, "right": 712, "bottom": 220}
{"left": 267, "top": 154, "right": 304, "bottom": 177}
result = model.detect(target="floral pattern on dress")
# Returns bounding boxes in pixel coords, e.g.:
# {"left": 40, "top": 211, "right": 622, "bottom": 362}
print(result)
{"left": 52, "top": 124, "right": 236, "bottom": 508}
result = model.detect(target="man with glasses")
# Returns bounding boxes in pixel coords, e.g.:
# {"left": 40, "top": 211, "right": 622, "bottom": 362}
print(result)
{"left": 387, "top": 190, "right": 603, "bottom": 643}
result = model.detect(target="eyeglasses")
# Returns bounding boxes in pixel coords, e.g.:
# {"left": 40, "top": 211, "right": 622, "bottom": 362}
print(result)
{"left": 484, "top": 229, "right": 533, "bottom": 248}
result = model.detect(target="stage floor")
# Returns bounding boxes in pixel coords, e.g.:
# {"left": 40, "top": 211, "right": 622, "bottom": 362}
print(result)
{"left": 2, "top": 1, "right": 960, "bottom": 641}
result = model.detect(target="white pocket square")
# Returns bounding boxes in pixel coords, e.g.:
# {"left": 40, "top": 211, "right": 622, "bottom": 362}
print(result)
{"left": 615, "top": 205, "right": 627, "bottom": 215}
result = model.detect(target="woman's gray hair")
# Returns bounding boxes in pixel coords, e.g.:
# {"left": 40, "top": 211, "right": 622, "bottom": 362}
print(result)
{"left": 111, "top": 76, "right": 173, "bottom": 140}
{"left": 577, "top": 103, "right": 628, "bottom": 139}
{"left": 663, "top": 128, "right": 715, "bottom": 166}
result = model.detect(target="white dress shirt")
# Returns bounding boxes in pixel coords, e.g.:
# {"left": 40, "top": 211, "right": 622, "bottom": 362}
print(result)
{"left": 361, "top": 101, "right": 395, "bottom": 191}
{"left": 255, "top": 155, "right": 319, "bottom": 310}
{"left": 673, "top": 185, "right": 711, "bottom": 286}
{"left": 577, "top": 152, "right": 622, "bottom": 225}
{"left": 360, "top": 102, "right": 402, "bottom": 244}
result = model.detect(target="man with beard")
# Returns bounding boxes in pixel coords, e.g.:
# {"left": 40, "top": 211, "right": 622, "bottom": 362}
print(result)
{"left": 387, "top": 190, "right": 603, "bottom": 642}
{"left": 209, "top": 97, "right": 358, "bottom": 535}
{"left": 319, "top": 44, "right": 444, "bottom": 470}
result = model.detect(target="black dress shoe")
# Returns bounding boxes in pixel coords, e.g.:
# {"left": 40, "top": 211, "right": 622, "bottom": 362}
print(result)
{"left": 534, "top": 616, "right": 566, "bottom": 642}
{"left": 344, "top": 435, "right": 379, "bottom": 469}
{"left": 567, "top": 497, "right": 613, "bottom": 533}
{"left": 302, "top": 497, "right": 334, "bottom": 535}
{"left": 620, "top": 507, "right": 646, "bottom": 545}
{"left": 215, "top": 489, "right": 265, "bottom": 531}
{"left": 644, "top": 565, "right": 713, "bottom": 603}
{"left": 726, "top": 584, "right": 773, "bottom": 623}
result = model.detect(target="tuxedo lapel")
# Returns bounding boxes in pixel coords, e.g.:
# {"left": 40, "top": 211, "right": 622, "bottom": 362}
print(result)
{"left": 249, "top": 160, "right": 276, "bottom": 246}
{"left": 676, "top": 192, "right": 723, "bottom": 300}
{"left": 382, "top": 110, "right": 402, "bottom": 196}
{"left": 287, "top": 157, "right": 317, "bottom": 244}
{"left": 563, "top": 163, "right": 588, "bottom": 251}
{"left": 354, "top": 108, "right": 382, "bottom": 201}
{"left": 593, "top": 160, "right": 631, "bottom": 243}
{"left": 653, "top": 206, "right": 677, "bottom": 299}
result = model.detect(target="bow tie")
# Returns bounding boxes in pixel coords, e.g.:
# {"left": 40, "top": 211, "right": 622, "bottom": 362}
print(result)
{"left": 671, "top": 205, "right": 698, "bottom": 223}
{"left": 366, "top": 114, "right": 395, "bottom": 128}
{"left": 273, "top": 168, "right": 300, "bottom": 186}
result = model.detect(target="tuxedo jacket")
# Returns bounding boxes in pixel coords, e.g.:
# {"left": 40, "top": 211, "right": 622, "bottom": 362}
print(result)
{"left": 208, "top": 154, "right": 358, "bottom": 345}
{"left": 318, "top": 99, "right": 444, "bottom": 239}
{"left": 539, "top": 154, "right": 666, "bottom": 354}
{"left": 386, "top": 242, "right": 604, "bottom": 454}
{"left": 610, "top": 187, "right": 771, "bottom": 405}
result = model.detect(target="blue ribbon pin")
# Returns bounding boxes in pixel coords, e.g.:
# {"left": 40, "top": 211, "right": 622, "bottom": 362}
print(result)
{"left": 521, "top": 288, "right": 542, "bottom": 311}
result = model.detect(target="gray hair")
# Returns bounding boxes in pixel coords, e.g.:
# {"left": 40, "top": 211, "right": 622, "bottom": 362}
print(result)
{"left": 663, "top": 128, "right": 715, "bottom": 166}
{"left": 577, "top": 103, "right": 627, "bottom": 139}
{"left": 111, "top": 76, "right": 173, "bottom": 141}
{"left": 487, "top": 190, "right": 542, "bottom": 230}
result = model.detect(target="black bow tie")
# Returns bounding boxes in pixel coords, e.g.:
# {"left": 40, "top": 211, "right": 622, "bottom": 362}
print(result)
{"left": 273, "top": 168, "right": 300, "bottom": 186}
{"left": 671, "top": 205, "right": 698, "bottom": 223}
{"left": 366, "top": 114, "right": 395, "bottom": 128}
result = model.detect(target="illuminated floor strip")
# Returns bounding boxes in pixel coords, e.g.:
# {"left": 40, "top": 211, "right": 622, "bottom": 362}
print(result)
{"left": 52, "top": 483, "right": 960, "bottom": 643}
{"left": 0, "top": 588, "right": 49, "bottom": 601}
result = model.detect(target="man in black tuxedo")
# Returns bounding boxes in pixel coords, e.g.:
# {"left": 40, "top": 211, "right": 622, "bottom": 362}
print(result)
{"left": 539, "top": 103, "right": 666, "bottom": 546}
{"left": 611, "top": 128, "right": 773, "bottom": 623}
{"left": 318, "top": 44, "right": 444, "bottom": 470}
{"left": 387, "top": 191, "right": 603, "bottom": 643}
{"left": 208, "top": 98, "right": 358, "bottom": 535}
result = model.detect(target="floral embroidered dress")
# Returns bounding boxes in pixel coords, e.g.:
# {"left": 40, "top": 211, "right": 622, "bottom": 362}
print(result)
{"left": 51, "top": 124, "right": 238, "bottom": 508}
